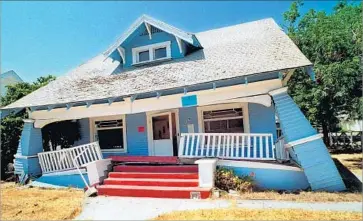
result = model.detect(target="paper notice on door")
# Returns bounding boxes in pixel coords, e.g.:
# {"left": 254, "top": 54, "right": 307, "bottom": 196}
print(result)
{"left": 187, "top": 124, "right": 195, "bottom": 133}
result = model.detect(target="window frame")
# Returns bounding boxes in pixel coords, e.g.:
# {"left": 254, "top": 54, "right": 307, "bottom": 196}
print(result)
{"left": 197, "top": 103, "right": 250, "bottom": 133}
{"left": 90, "top": 115, "right": 127, "bottom": 153}
{"left": 132, "top": 41, "right": 171, "bottom": 65}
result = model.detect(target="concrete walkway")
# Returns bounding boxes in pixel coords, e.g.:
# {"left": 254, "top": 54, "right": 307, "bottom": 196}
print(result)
{"left": 76, "top": 196, "right": 362, "bottom": 220}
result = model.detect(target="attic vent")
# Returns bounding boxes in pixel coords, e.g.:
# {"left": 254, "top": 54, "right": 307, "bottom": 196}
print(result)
{"left": 140, "top": 26, "right": 163, "bottom": 36}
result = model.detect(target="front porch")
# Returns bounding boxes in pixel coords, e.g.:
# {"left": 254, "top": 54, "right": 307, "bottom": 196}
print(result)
{"left": 13, "top": 87, "right": 346, "bottom": 194}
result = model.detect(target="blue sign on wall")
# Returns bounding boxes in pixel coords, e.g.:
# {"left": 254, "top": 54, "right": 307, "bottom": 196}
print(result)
{"left": 181, "top": 95, "right": 198, "bottom": 107}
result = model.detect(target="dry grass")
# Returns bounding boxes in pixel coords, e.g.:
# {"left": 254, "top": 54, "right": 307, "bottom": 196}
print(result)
{"left": 332, "top": 153, "right": 362, "bottom": 175}
{"left": 213, "top": 190, "right": 362, "bottom": 202}
{"left": 0, "top": 182, "right": 84, "bottom": 220}
{"left": 153, "top": 208, "right": 362, "bottom": 220}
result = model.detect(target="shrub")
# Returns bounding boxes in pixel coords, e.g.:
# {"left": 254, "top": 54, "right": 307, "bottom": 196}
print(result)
{"left": 215, "top": 168, "right": 255, "bottom": 193}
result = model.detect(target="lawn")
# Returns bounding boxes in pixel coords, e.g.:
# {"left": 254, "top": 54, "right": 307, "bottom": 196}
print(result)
{"left": 0, "top": 182, "right": 84, "bottom": 220}
{"left": 332, "top": 153, "right": 362, "bottom": 175}
{"left": 153, "top": 208, "right": 362, "bottom": 220}
{"left": 214, "top": 190, "right": 362, "bottom": 202}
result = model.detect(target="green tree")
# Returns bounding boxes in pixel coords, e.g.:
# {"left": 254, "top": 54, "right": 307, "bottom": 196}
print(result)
{"left": 0, "top": 75, "right": 55, "bottom": 179}
{"left": 283, "top": 0, "right": 362, "bottom": 144}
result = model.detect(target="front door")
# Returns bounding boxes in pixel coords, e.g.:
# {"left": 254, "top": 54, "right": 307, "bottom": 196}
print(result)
{"left": 150, "top": 112, "right": 178, "bottom": 156}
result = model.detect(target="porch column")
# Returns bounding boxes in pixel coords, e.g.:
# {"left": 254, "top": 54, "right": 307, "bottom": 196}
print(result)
{"left": 269, "top": 87, "right": 346, "bottom": 192}
{"left": 14, "top": 119, "right": 43, "bottom": 177}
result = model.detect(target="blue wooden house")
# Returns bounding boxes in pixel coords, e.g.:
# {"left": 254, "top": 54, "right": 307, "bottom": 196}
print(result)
{"left": 1, "top": 15, "right": 346, "bottom": 198}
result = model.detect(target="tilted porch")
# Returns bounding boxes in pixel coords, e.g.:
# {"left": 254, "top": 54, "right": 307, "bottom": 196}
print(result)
{"left": 13, "top": 85, "right": 345, "bottom": 193}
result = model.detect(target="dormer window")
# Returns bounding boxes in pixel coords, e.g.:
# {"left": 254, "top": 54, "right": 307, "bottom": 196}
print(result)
{"left": 138, "top": 50, "right": 150, "bottom": 62}
{"left": 132, "top": 41, "right": 171, "bottom": 65}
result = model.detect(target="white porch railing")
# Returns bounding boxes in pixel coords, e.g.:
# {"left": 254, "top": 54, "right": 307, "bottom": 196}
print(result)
{"left": 274, "top": 136, "right": 289, "bottom": 162}
{"left": 178, "top": 133, "right": 275, "bottom": 160}
{"left": 38, "top": 142, "right": 103, "bottom": 174}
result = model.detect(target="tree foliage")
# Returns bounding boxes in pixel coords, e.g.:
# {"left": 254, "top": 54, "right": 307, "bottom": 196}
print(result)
{"left": 283, "top": 1, "right": 362, "bottom": 143}
{"left": 0, "top": 75, "right": 55, "bottom": 179}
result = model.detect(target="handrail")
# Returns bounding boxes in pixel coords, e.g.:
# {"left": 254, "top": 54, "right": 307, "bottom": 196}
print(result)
{"left": 72, "top": 146, "right": 92, "bottom": 189}
{"left": 38, "top": 142, "right": 103, "bottom": 174}
{"left": 179, "top": 133, "right": 275, "bottom": 160}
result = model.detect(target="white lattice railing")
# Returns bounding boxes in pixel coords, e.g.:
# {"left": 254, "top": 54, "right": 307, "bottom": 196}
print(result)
{"left": 275, "top": 136, "right": 290, "bottom": 162}
{"left": 178, "top": 133, "right": 275, "bottom": 160}
{"left": 38, "top": 142, "right": 103, "bottom": 174}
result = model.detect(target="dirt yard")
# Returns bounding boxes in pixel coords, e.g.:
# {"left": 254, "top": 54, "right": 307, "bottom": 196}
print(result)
{"left": 153, "top": 208, "right": 362, "bottom": 220}
{"left": 0, "top": 182, "right": 84, "bottom": 220}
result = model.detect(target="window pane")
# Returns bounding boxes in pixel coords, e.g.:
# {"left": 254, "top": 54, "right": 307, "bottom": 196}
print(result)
{"left": 203, "top": 108, "right": 242, "bottom": 120}
{"left": 228, "top": 118, "right": 244, "bottom": 132}
{"left": 152, "top": 115, "right": 170, "bottom": 140}
{"left": 98, "top": 128, "right": 124, "bottom": 150}
{"left": 154, "top": 47, "right": 167, "bottom": 59}
{"left": 138, "top": 50, "right": 149, "bottom": 62}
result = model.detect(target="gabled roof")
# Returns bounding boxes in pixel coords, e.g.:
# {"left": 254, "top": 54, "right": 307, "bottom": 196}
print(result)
{"left": 3, "top": 18, "right": 312, "bottom": 110}
{"left": 1, "top": 70, "right": 23, "bottom": 82}
{"left": 104, "top": 14, "right": 199, "bottom": 57}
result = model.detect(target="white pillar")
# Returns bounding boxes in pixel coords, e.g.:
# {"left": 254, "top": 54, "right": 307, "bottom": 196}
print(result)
{"left": 195, "top": 158, "right": 218, "bottom": 188}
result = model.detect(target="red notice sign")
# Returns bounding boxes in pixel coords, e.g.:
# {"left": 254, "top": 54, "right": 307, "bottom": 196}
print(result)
{"left": 138, "top": 126, "right": 145, "bottom": 132}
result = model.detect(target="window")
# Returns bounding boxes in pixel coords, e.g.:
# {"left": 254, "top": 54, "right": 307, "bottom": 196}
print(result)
{"left": 138, "top": 50, "right": 150, "bottom": 62}
{"left": 94, "top": 118, "right": 126, "bottom": 151}
{"left": 203, "top": 108, "right": 244, "bottom": 133}
{"left": 154, "top": 47, "right": 167, "bottom": 59}
{"left": 132, "top": 41, "right": 171, "bottom": 65}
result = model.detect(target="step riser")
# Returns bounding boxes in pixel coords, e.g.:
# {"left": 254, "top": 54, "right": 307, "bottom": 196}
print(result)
{"left": 104, "top": 180, "right": 198, "bottom": 187}
{"left": 109, "top": 173, "right": 198, "bottom": 179}
{"left": 110, "top": 156, "right": 178, "bottom": 164}
{"left": 98, "top": 188, "right": 210, "bottom": 199}
{"left": 113, "top": 166, "right": 198, "bottom": 173}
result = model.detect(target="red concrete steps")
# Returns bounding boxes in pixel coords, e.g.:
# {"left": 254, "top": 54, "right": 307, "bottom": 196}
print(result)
{"left": 97, "top": 185, "right": 210, "bottom": 199}
{"left": 103, "top": 177, "right": 199, "bottom": 187}
{"left": 108, "top": 172, "right": 199, "bottom": 179}
{"left": 113, "top": 165, "right": 198, "bottom": 173}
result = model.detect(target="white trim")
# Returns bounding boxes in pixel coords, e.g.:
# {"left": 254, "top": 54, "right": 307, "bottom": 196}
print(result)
{"left": 268, "top": 87, "right": 288, "bottom": 96}
{"left": 217, "top": 159, "right": 303, "bottom": 172}
{"left": 144, "top": 22, "right": 152, "bottom": 39}
{"left": 23, "top": 119, "right": 35, "bottom": 123}
{"left": 286, "top": 134, "right": 323, "bottom": 148}
{"left": 89, "top": 115, "right": 127, "bottom": 153}
{"left": 175, "top": 36, "right": 183, "bottom": 54}
{"left": 14, "top": 154, "right": 38, "bottom": 159}
{"left": 104, "top": 15, "right": 194, "bottom": 57}
{"left": 197, "top": 103, "right": 250, "bottom": 133}
{"left": 30, "top": 79, "right": 282, "bottom": 124}
{"left": 132, "top": 41, "right": 171, "bottom": 65}
{"left": 42, "top": 169, "right": 87, "bottom": 176}
{"left": 146, "top": 109, "right": 180, "bottom": 156}
{"left": 116, "top": 47, "right": 126, "bottom": 62}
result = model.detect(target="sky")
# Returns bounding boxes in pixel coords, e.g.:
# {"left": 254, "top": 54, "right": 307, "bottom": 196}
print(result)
{"left": 1, "top": 1, "right": 338, "bottom": 82}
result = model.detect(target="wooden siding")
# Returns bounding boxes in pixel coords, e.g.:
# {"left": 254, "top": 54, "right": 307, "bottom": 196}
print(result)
{"left": 178, "top": 106, "right": 199, "bottom": 133}
{"left": 248, "top": 103, "right": 277, "bottom": 141}
{"left": 271, "top": 91, "right": 346, "bottom": 191}
{"left": 14, "top": 120, "right": 43, "bottom": 176}
{"left": 121, "top": 25, "right": 185, "bottom": 68}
